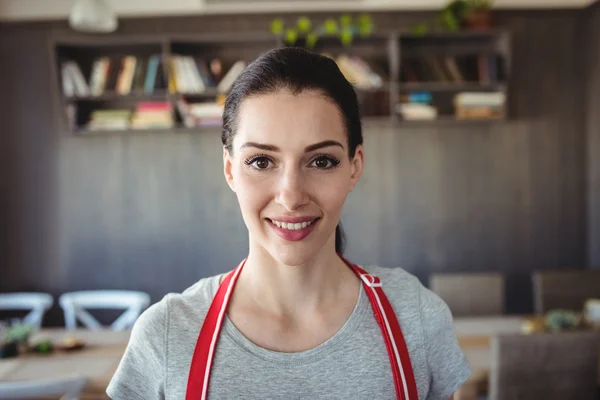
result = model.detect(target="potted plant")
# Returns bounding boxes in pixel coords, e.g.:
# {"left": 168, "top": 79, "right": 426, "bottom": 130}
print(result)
{"left": 0, "top": 324, "right": 33, "bottom": 358}
{"left": 464, "top": 0, "right": 493, "bottom": 30}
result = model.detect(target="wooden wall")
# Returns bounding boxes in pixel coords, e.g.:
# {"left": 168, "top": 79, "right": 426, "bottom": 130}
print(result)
{"left": 586, "top": 2, "right": 600, "bottom": 266}
{"left": 0, "top": 9, "right": 591, "bottom": 322}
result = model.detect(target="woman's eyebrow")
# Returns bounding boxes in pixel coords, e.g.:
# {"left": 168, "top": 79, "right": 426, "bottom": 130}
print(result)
{"left": 239, "top": 140, "right": 344, "bottom": 152}
{"left": 240, "top": 142, "right": 279, "bottom": 151}
{"left": 305, "top": 140, "right": 344, "bottom": 152}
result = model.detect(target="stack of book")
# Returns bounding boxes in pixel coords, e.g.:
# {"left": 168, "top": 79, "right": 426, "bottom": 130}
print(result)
{"left": 130, "top": 102, "right": 174, "bottom": 129}
{"left": 87, "top": 109, "right": 132, "bottom": 131}
{"left": 333, "top": 54, "right": 384, "bottom": 91}
{"left": 177, "top": 98, "right": 224, "bottom": 128}
{"left": 454, "top": 92, "right": 505, "bottom": 120}
{"left": 396, "top": 91, "right": 437, "bottom": 121}
{"left": 169, "top": 56, "right": 246, "bottom": 94}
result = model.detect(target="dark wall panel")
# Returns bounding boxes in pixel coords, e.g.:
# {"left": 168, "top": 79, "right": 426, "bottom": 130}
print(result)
{"left": 586, "top": 2, "right": 600, "bottom": 266}
{"left": 0, "top": 29, "right": 59, "bottom": 295}
{"left": 0, "top": 10, "right": 589, "bottom": 321}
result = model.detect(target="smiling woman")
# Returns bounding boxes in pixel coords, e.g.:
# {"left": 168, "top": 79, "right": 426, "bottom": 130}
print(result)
{"left": 106, "top": 48, "right": 471, "bottom": 400}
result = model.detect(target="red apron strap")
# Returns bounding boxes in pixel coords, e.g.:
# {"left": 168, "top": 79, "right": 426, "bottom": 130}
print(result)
{"left": 186, "top": 258, "right": 418, "bottom": 400}
{"left": 185, "top": 260, "right": 246, "bottom": 400}
{"left": 346, "top": 261, "right": 419, "bottom": 400}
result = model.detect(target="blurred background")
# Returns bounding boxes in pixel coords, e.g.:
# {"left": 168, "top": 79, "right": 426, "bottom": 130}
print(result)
{"left": 0, "top": 0, "right": 600, "bottom": 399}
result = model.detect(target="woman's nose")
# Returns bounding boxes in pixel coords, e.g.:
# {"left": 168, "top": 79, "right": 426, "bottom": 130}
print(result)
{"left": 275, "top": 169, "right": 310, "bottom": 211}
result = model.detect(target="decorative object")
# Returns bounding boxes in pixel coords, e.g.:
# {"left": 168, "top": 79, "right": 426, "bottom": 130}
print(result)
{"left": 584, "top": 299, "right": 600, "bottom": 329}
{"left": 412, "top": 0, "right": 493, "bottom": 34}
{"left": 1, "top": 323, "right": 33, "bottom": 358}
{"left": 32, "top": 340, "right": 54, "bottom": 355}
{"left": 521, "top": 316, "right": 546, "bottom": 334}
{"left": 545, "top": 309, "right": 581, "bottom": 332}
{"left": 69, "top": 0, "right": 118, "bottom": 34}
{"left": 440, "top": 0, "right": 468, "bottom": 32}
{"left": 464, "top": 0, "right": 493, "bottom": 30}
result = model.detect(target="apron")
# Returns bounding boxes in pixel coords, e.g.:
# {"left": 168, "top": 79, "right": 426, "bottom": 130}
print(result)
{"left": 185, "top": 257, "right": 419, "bottom": 400}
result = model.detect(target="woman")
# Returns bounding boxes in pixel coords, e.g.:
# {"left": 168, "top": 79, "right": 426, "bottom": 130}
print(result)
{"left": 107, "top": 47, "right": 471, "bottom": 400}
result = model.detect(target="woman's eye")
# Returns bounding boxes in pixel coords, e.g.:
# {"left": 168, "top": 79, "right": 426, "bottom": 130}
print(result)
{"left": 310, "top": 156, "right": 339, "bottom": 169}
{"left": 250, "top": 157, "right": 272, "bottom": 170}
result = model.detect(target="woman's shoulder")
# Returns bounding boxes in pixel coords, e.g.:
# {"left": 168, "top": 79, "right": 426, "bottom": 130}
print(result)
{"left": 361, "top": 265, "right": 451, "bottom": 321}
{"left": 133, "top": 273, "right": 224, "bottom": 333}
{"left": 362, "top": 265, "right": 422, "bottom": 297}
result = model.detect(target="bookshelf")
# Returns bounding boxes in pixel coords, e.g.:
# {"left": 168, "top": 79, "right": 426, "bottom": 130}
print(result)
{"left": 51, "top": 30, "right": 510, "bottom": 135}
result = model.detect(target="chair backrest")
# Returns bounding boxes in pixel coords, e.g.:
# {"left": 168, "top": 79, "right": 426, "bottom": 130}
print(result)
{"left": 0, "top": 376, "right": 87, "bottom": 400}
{"left": 533, "top": 269, "right": 600, "bottom": 314}
{"left": 429, "top": 272, "right": 504, "bottom": 317}
{"left": 0, "top": 293, "right": 54, "bottom": 329}
{"left": 489, "top": 331, "right": 600, "bottom": 400}
{"left": 59, "top": 290, "right": 151, "bottom": 331}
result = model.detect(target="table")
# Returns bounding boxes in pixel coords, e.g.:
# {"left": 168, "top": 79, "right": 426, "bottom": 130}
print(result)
{"left": 454, "top": 316, "right": 600, "bottom": 400}
{"left": 453, "top": 316, "right": 526, "bottom": 400}
{"left": 0, "top": 329, "right": 130, "bottom": 399}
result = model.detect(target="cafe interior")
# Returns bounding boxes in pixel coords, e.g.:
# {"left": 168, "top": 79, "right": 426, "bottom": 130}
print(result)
{"left": 1, "top": 0, "right": 600, "bottom": 398}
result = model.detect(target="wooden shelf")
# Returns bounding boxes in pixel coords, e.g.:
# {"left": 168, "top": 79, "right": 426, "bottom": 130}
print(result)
{"left": 397, "top": 116, "right": 506, "bottom": 126}
{"left": 399, "top": 82, "right": 506, "bottom": 92}
{"left": 52, "top": 30, "right": 511, "bottom": 136}
{"left": 73, "top": 125, "right": 221, "bottom": 136}
{"left": 64, "top": 92, "right": 169, "bottom": 102}
{"left": 172, "top": 89, "right": 223, "bottom": 98}
{"left": 400, "top": 30, "right": 507, "bottom": 41}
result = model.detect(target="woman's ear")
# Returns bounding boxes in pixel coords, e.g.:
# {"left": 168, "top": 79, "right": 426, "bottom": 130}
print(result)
{"left": 349, "top": 145, "right": 364, "bottom": 191}
{"left": 223, "top": 148, "right": 236, "bottom": 192}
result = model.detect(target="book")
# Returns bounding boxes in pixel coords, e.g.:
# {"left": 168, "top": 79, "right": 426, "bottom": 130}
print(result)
{"left": 132, "top": 58, "right": 147, "bottom": 93}
{"left": 145, "top": 55, "right": 161, "bottom": 94}
{"left": 90, "top": 57, "right": 109, "bottom": 96}
{"left": 116, "top": 56, "right": 137, "bottom": 95}
{"left": 63, "top": 61, "right": 89, "bottom": 96}
{"left": 444, "top": 57, "right": 464, "bottom": 83}
{"left": 217, "top": 61, "right": 246, "bottom": 93}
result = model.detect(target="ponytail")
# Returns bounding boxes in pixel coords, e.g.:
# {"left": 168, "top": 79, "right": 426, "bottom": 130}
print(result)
{"left": 335, "top": 223, "right": 345, "bottom": 254}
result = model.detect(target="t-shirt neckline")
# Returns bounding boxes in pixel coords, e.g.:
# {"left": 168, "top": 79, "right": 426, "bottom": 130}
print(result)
{"left": 210, "top": 275, "right": 368, "bottom": 366}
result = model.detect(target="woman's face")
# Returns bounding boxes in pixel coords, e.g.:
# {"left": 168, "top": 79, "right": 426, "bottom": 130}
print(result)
{"left": 224, "top": 90, "right": 364, "bottom": 266}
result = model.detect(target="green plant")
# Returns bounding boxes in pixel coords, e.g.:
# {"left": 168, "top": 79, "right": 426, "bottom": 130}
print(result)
{"left": 439, "top": 0, "right": 470, "bottom": 32}
{"left": 545, "top": 310, "right": 580, "bottom": 332}
{"left": 3, "top": 324, "right": 33, "bottom": 344}
{"left": 411, "top": 23, "right": 430, "bottom": 36}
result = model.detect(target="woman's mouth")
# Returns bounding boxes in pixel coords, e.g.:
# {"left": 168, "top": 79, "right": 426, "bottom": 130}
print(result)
{"left": 266, "top": 218, "right": 320, "bottom": 241}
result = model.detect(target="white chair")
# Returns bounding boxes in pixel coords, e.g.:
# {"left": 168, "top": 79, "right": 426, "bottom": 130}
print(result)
{"left": 59, "top": 290, "right": 151, "bottom": 331}
{"left": 0, "top": 376, "right": 87, "bottom": 400}
{"left": 0, "top": 293, "right": 54, "bottom": 329}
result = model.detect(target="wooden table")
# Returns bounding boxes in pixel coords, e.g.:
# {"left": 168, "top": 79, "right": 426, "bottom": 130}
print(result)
{"left": 0, "top": 329, "right": 130, "bottom": 399}
{"left": 453, "top": 316, "right": 526, "bottom": 400}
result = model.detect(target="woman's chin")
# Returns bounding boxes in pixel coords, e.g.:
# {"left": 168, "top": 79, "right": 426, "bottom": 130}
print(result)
{"left": 267, "top": 243, "right": 322, "bottom": 267}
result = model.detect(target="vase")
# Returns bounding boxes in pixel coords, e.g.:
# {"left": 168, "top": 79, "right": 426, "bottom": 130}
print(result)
{"left": 0, "top": 342, "right": 19, "bottom": 359}
{"left": 465, "top": 10, "right": 492, "bottom": 30}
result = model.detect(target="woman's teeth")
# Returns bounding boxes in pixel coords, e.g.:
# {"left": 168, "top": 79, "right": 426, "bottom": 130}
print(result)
{"left": 271, "top": 220, "right": 314, "bottom": 230}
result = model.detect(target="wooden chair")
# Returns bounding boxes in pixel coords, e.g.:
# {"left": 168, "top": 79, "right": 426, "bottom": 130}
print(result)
{"left": 533, "top": 269, "right": 600, "bottom": 314}
{"left": 429, "top": 272, "right": 504, "bottom": 317}
{"left": 489, "top": 331, "right": 600, "bottom": 400}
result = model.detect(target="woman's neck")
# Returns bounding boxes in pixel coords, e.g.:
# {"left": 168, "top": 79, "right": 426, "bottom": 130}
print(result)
{"left": 236, "top": 240, "right": 359, "bottom": 318}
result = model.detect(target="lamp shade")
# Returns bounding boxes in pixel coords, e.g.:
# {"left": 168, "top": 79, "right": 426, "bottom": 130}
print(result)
{"left": 69, "top": 0, "right": 118, "bottom": 33}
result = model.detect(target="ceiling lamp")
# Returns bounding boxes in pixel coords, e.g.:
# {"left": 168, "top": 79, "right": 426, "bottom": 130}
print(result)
{"left": 69, "top": 0, "right": 118, "bottom": 33}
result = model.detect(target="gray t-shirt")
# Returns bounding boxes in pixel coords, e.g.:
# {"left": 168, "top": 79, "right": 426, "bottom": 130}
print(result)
{"left": 107, "top": 265, "right": 471, "bottom": 400}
